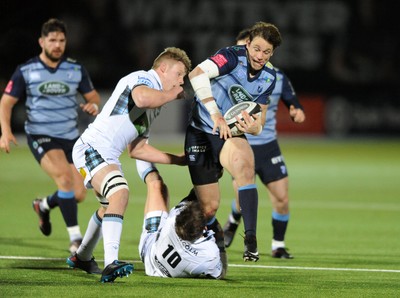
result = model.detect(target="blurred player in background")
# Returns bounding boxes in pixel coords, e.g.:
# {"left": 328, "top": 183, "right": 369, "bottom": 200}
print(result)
{"left": 0, "top": 18, "right": 100, "bottom": 253}
{"left": 185, "top": 22, "right": 282, "bottom": 262}
{"left": 67, "top": 47, "right": 191, "bottom": 283}
{"left": 223, "top": 28, "right": 306, "bottom": 259}
{"left": 136, "top": 160, "right": 225, "bottom": 279}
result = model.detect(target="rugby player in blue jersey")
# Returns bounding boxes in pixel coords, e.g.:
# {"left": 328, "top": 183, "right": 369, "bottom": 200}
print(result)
{"left": 223, "top": 28, "right": 306, "bottom": 259}
{"left": 185, "top": 22, "right": 282, "bottom": 262}
{"left": 0, "top": 18, "right": 101, "bottom": 253}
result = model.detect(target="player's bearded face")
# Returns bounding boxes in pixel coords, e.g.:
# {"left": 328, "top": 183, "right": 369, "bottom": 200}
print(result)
{"left": 246, "top": 37, "right": 273, "bottom": 72}
{"left": 41, "top": 32, "right": 66, "bottom": 62}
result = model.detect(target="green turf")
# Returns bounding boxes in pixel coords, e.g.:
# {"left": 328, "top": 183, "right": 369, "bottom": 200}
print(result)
{"left": 0, "top": 137, "right": 399, "bottom": 297}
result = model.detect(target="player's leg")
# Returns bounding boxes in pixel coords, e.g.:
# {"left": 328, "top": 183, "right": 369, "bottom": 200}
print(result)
{"left": 90, "top": 164, "right": 133, "bottom": 282}
{"left": 256, "top": 140, "right": 292, "bottom": 258}
{"left": 67, "top": 205, "right": 103, "bottom": 274}
{"left": 267, "top": 177, "right": 293, "bottom": 259}
{"left": 223, "top": 178, "right": 242, "bottom": 247}
{"left": 39, "top": 148, "right": 83, "bottom": 251}
{"left": 220, "top": 137, "right": 259, "bottom": 261}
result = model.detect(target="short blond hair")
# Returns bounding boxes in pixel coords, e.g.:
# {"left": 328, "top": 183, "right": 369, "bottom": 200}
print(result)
{"left": 152, "top": 47, "right": 192, "bottom": 74}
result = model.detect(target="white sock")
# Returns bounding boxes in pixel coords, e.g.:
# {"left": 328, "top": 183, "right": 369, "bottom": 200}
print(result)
{"left": 77, "top": 212, "right": 102, "bottom": 261}
{"left": 67, "top": 225, "right": 82, "bottom": 242}
{"left": 102, "top": 216, "right": 123, "bottom": 267}
{"left": 229, "top": 214, "right": 240, "bottom": 225}
{"left": 272, "top": 239, "right": 285, "bottom": 251}
{"left": 41, "top": 197, "right": 50, "bottom": 211}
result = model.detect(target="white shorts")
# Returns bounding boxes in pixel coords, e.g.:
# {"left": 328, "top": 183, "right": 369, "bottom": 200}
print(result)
{"left": 72, "top": 137, "right": 123, "bottom": 188}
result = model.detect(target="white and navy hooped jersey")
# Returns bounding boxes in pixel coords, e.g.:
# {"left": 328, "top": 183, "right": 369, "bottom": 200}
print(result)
{"left": 246, "top": 68, "right": 303, "bottom": 145}
{"left": 4, "top": 56, "right": 95, "bottom": 139}
{"left": 148, "top": 205, "right": 222, "bottom": 278}
{"left": 190, "top": 45, "right": 277, "bottom": 134}
{"left": 79, "top": 69, "right": 162, "bottom": 156}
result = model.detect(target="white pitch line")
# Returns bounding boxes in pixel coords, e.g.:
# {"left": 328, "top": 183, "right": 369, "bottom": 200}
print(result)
{"left": 229, "top": 264, "right": 400, "bottom": 273}
{"left": 1, "top": 255, "right": 400, "bottom": 273}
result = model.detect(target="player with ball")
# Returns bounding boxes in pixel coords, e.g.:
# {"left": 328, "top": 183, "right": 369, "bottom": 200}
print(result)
{"left": 185, "top": 22, "right": 282, "bottom": 261}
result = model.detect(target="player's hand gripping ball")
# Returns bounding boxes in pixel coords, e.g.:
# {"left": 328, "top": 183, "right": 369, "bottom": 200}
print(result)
{"left": 223, "top": 101, "right": 261, "bottom": 136}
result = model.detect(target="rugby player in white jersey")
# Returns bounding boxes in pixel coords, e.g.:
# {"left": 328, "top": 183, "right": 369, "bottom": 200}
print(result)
{"left": 136, "top": 160, "right": 225, "bottom": 279}
{"left": 66, "top": 47, "right": 191, "bottom": 282}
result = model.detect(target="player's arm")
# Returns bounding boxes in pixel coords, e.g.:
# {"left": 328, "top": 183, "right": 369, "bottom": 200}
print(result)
{"left": 80, "top": 89, "right": 101, "bottom": 116}
{"left": 0, "top": 94, "right": 19, "bottom": 153}
{"left": 132, "top": 84, "right": 184, "bottom": 109}
{"left": 78, "top": 66, "right": 101, "bottom": 115}
{"left": 189, "top": 60, "right": 233, "bottom": 139}
{"left": 128, "top": 137, "right": 186, "bottom": 166}
{"left": 280, "top": 73, "right": 305, "bottom": 123}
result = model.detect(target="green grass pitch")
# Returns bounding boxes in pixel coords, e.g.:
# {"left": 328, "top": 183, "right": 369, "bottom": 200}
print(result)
{"left": 0, "top": 136, "right": 399, "bottom": 297}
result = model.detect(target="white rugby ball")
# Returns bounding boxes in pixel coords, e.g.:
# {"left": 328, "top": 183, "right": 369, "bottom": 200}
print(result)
{"left": 223, "top": 101, "right": 261, "bottom": 136}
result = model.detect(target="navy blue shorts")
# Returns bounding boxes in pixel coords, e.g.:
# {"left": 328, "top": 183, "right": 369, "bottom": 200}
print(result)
{"left": 185, "top": 126, "right": 238, "bottom": 185}
{"left": 27, "top": 134, "right": 78, "bottom": 164}
{"left": 252, "top": 139, "right": 288, "bottom": 184}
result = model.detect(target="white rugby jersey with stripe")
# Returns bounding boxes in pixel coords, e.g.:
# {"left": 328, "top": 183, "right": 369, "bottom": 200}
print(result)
{"left": 79, "top": 69, "right": 162, "bottom": 156}
{"left": 145, "top": 204, "right": 222, "bottom": 278}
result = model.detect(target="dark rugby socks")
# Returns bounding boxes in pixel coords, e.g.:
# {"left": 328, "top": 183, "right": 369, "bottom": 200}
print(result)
{"left": 238, "top": 184, "right": 258, "bottom": 237}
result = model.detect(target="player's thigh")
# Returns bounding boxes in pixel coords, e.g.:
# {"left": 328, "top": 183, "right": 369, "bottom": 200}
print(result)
{"left": 40, "top": 149, "right": 72, "bottom": 181}
{"left": 220, "top": 137, "right": 254, "bottom": 178}
{"left": 267, "top": 177, "right": 289, "bottom": 211}
{"left": 194, "top": 183, "right": 220, "bottom": 218}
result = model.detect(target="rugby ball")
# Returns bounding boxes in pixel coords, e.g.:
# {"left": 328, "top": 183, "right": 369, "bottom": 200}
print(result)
{"left": 223, "top": 101, "right": 261, "bottom": 136}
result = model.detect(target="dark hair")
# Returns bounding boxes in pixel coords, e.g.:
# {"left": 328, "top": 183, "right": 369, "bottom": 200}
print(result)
{"left": 249, "top": 22, "right": 282, "bottom": 50}
{"left": 41, "top": 18, "right": 67, "bottom": 37}
{"left": 236, "top": 28, "right": 251, "bottom": 43}
{"left": 175, "top": 200, "right": 206, "bottom": 242}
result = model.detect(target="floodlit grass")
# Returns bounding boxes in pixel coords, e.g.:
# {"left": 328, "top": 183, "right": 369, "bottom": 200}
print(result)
{"left": 0, "top": 136, "right": 399, "bottom": 297}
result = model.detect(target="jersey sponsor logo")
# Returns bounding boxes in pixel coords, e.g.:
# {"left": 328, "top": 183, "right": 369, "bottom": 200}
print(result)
{"left": 181, "top": 241, "right": 199, "bottom": 256}
{"left": 154, "top": 256, "right": 172, "bottom": 277}
{"left": 271, "top": 154, "right": 284, "bottom": 164}
{"left": 137, "top": 76, "right": 154, "bottom": 88}
{"left": 186, "top": 145, "right": 206, "bottom": 153}
{"left": 5, "top": 80, "right": 13, "bottom": 93}
{"left": 228, "top": 84, "right": 254, "bottom": 104}
{"left": 38, "top": 81, "right": 70, "bottom": 95}
{"left": 210, "top": 54, "right": 228, "bottom": 68}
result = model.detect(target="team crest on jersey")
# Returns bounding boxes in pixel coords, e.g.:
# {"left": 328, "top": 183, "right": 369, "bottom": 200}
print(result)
{"left": 228, "top": 84, "right": 253, "bottom": 104}
{"left": 38, "top": 81, "right": 70, "bottom": 95}
{"left": 137, "top": 76, "right": 154, "bottom": 88}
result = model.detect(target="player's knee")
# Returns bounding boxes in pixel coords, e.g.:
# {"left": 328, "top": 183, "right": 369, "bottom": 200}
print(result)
{"left": 203, "top": 202, "right": 219, "bottom": 219}
{"left": 100, "top": 170, "right": 129, "bottom": 199}
{"left": 74, "top": 187, "right": 86, "bottom": 203}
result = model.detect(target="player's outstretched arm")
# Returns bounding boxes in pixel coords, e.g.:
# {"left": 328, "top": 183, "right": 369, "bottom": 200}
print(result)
{"left": 0, "top": 94, "right": 18, "bottom": 153}
{"left": 128, "top": 137, "right": 186, "bottom": 165}
{"left": 132, "top": 85, "right": 184, "bottom": 109}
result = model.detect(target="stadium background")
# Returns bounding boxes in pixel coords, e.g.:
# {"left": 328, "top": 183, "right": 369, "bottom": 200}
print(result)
{"left": 0, "top": 0, "right": 399, "bottom": 138}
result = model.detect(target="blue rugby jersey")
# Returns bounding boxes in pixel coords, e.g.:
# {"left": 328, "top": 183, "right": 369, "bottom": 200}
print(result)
{"left": 190, "top": 45, "right": 276, "bottom": 134}
{"left": 246, "top": 68, "right": 303, "bottom": 145}
{"left": 5, "top": 56, "right": 95, "bottom": 139}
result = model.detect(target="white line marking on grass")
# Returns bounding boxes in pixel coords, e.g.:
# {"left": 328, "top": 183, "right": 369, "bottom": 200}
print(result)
{"left": 1, "top": 256, "right": 399, "bottom": 273}
{"left": 229, "top": 264, "right": 400, "bottom": 273}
